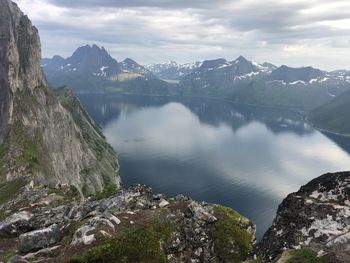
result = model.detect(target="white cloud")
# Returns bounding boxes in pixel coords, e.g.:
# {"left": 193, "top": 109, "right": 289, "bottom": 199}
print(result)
{"left": 13, "top": 0, "right": 350, "bottom": 70}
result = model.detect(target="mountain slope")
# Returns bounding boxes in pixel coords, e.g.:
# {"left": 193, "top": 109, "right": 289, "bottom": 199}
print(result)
{"left": 42, "top": 46, "right": 170, "bottom": 93}
{"left": 270, "top": 65, "right": 325, "bottom": 84}
{"left": 0, "top": 0, "right": 120, "bottom": 195}
{"left": 179, "top": 56, "right": 350, "bottom": 109}
{"left": 145, "top": 61, "right": 202, "bottom": 80}
{"left": 308, "top": 89, "right": 350, "bottom": 135}
{"left": 179, "top": 56, "right": 274, "bottom": 97}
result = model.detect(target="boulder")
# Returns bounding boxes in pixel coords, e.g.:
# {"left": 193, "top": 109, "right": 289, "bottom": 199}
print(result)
{"left": 19, "top": 224, "right": 60, "bottom": 253}
{"left": 0, "top": 211, "right": 33, "bottom": 238}
{"left": 188, "top": 202, "right": 217, "bottom": 223}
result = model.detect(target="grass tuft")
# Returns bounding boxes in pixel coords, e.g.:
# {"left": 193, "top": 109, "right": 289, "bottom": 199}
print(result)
{"left": 69, "top": 220, "right": 174, "bottom": 263}
{"left": 212, "top": 205, "right": 254, "bottom": 263}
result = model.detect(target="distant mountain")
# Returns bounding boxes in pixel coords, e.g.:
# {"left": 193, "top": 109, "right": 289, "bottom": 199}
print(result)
{"left": 121, "top": 58, "right": 151, "bottom": 75}
{"left": 179, "top": 56, "right": 275, "bottom": 96}
{"left": 43, "top": 50, "right": 350, "bottom": 110}
{"left": 42, "top": 45, "right": 173, "bottom": 94}
{"left": 145, "top": 61, "right": 202, "bottom": 80}
{"left": 270, "top": 65, "right": 325, "bottom": 84}
{"left": 43, "top": 45, "right": 121, "bottom": 79}
{"left": 179, "top": 56, "right": 350, "bottom": 110}
{"left": 308, "top": 89, "right": 350, "bottom": 135}
{"left": 261, "top": 62, "right": 278, "bottom": 71}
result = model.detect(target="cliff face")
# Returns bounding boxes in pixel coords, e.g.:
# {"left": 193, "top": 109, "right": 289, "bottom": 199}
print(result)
{"left": 0, "top": 0, "right": 120, "bottom": 195}
{"left": 0, "top": 0, "right": 46, "bottom": 143}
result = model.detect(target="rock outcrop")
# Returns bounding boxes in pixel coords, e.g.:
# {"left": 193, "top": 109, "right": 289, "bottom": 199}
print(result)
{"left": 0, "top": 184, "right": 256, "bottom": 262}
{"left": 254, "top": 172, "right": 350, "bottom": 263}
{"left": 0, "top": 0, "right": 120, "bottom": 195}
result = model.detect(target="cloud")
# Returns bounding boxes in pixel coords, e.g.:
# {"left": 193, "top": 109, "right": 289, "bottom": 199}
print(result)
{"left": 12, "top": 0, "right": 350, "bottom": 70}
{"left": 45, "top": 0, "right": 233, "bottom": 9}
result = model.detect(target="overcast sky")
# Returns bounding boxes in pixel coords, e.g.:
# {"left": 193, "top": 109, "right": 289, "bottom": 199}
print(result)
{"left": 13, "top": 0, "right": 350, "bottom": 70}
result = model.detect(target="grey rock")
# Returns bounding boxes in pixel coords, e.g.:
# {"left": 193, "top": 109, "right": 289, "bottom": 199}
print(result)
{"left": 255, "top": 172, "right": 350, "bottom": 263}
{"left": 19, "top": 224, "right": 60, "bottom": 253}
{"left": 71, "top": 225, "right": 96, "bottom": 246}
{"left": 8, "top": 255, "right": 29, "bottom": 263}
{"left": 188, "top": 202, "right": 217, "bottom": 223}
{"left": 0, "top": 211, "right": 34, "bottom": 238}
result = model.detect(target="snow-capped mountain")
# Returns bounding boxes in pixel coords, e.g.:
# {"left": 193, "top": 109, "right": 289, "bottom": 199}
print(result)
{"left": 145, "top": 61, "right": 202, "bottom": 80}
{"left": 42, "top": 45, "right": 122, "bottom": 79}
{"left": 42, "top": 45, "right": 157, "bottom": 90}
{"left": 179, "top": 55, "right": 350, "bottom": 109}
{"left": 269, "top": 65, "right": 325, "bottom": 84}
{"left": 120, "top": 58, "right": 152, "bottom": 76}
{"left": 180, "top": 56, "right": 274, "bottom": 89}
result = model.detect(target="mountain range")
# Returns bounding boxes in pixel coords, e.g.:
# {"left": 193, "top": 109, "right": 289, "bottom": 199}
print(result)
{"left": 179, "top": 56, "right": 350, "bottom": 109}
{"left": 43, "top": 46, "right": 350, "bottom": 110}
{"left": 145, "top": 61, "right": 203, "bottom": 81}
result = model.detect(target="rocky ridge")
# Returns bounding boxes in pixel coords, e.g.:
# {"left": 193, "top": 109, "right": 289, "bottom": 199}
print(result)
{"left": 0, "top": 184, "right": 255, "bottom": 262}
{"left": 254, "top": 172, "right": 350, "bottom": 263}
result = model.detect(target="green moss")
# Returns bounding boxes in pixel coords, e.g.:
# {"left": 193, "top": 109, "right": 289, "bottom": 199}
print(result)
{"left": 23, "top": 139, "right": 40, "bottom": 173}
{"left": 80, "top": 168, "right": 92, "bottom": 177}
{"left": 0, "top": 178, "right": 27, "bottom": 206}
{"left": 1, "top": 249, "right": 16, "bottom": 262}
{"left": 0, "top": 144, "right": 7, "bottom": 178}
{"left": 0, "top": 144, "right": 5, "bottom": 158}
{"left": 287, "top": 248, "right": 327, "bottom": 263}
{"left": 69, "top": 220, "right": 174, "bottom": 263}
{"left": 0, "top": 210, "right": 9, "bottom": 221}
{"left": 92, "top": 184, "right": 118, "bottom": 200}
{"left": 69, "top": 185, "right": 80, "bottom": 199}
{"left": 61, "top": 221, "right": 85, "bottom": 246}
{"left": 212, "top": 205, "right": 254, "bottom": 263}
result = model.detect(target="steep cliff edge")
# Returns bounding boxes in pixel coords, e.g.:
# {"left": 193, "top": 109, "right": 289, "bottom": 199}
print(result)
{"left": 0, "top": 0, "right": 120, "bottom": 195}
{"left": 254, "top": 172, "right": 350, "bottom": 263}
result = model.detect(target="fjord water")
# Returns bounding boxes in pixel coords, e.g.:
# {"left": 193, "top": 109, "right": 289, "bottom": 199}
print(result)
{"left": 79, "top": 94, "right": 350, "bottom": 238}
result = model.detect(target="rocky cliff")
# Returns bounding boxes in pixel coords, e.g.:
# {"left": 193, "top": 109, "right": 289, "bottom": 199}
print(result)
{"left": 0, "top": 0, "right": 120, "bottom": 195}
{"left": 254, "top": 172, "right": 350, "bottom": 263}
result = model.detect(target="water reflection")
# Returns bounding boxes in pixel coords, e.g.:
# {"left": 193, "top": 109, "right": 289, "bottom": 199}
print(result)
{"left": 78, "top": 94, "right": 350, "bottom": 238}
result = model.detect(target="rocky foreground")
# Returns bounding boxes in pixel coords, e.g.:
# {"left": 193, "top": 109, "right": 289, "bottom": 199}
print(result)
{"left": 0, "top": 183, "right": 255, "bottom": 262}
{"left": 0, "top": 172, "right": 349, "bottom": 263}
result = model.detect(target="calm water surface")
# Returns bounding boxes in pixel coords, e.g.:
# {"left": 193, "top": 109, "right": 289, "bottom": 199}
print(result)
{"left": 78, "top": 94, "right": 350, "bottom": 238}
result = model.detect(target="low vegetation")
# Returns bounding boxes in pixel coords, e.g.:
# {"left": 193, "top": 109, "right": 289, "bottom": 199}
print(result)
{"left": 0, "top": 178, "right": 27, "bottom": 206}
{"left": 286, "top": 248, "right": 327, "bottom": 263}
{"left": 212, "top": 205, "right": 254, "bottom": 262}
{"left": 92, "top": 184, "right": 119, "bottom": 200}
{"left": 69, "top": 220, "right": 175, "bottom": 263}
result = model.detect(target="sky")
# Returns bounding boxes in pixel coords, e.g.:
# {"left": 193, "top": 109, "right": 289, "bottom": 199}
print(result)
{"left": 13, "top": 0, "right": 350, "bottom": 70}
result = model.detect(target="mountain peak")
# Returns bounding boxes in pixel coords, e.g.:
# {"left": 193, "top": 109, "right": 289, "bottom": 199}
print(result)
{"left": 235, "top": 55, "right": 249, "bottom": 63}
{"left": 72, "top": 44, "right": 110, "bottom": 58}
{"left": 0, "top": 0, "right": 46, "bottom": 94}
{"left": 123, "top": 58, "right": 137, "bottom": 64}
{"left": 201, "top": 58, "right": 227, "bottom": 69}
{"left": 271, "top": 65, "right": 325, "bottom": 83}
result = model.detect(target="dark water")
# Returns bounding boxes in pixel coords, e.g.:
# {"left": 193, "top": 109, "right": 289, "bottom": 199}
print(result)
{"left": 78, "top": 94, "right": 350, "bottom": 238}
